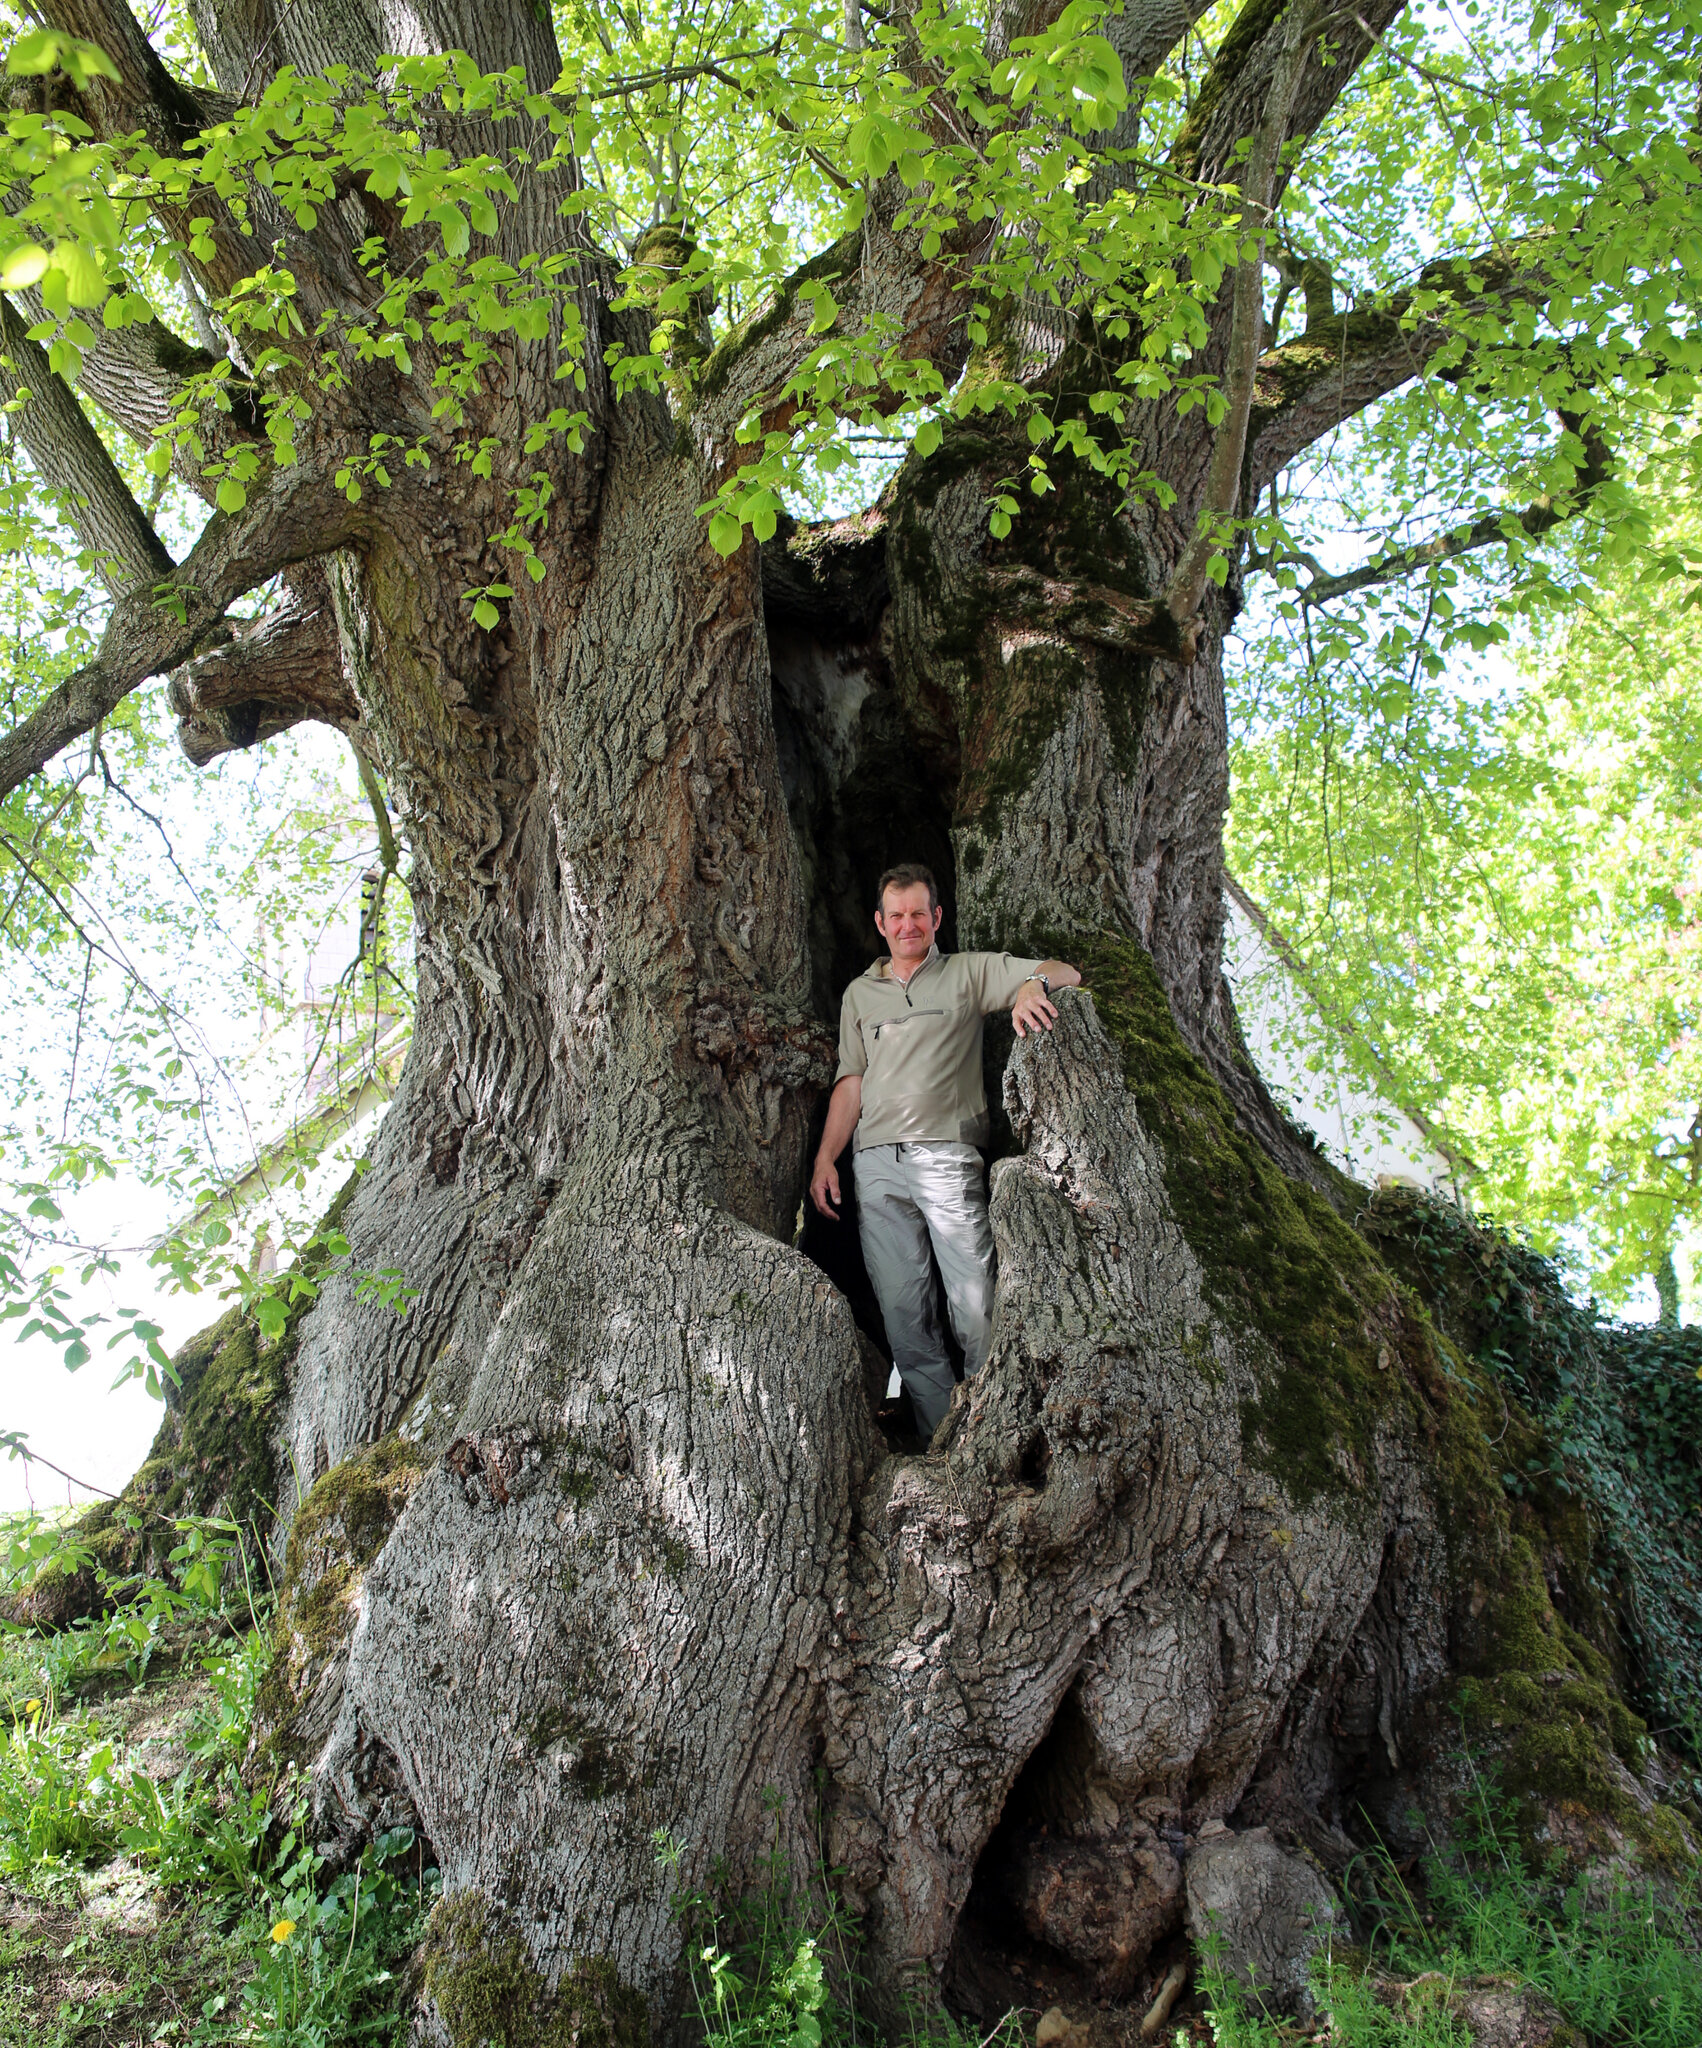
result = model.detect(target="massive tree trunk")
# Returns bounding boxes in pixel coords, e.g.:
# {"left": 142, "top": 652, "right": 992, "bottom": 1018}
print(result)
{"left": 9, "top": 0, "right": 1693, "bottom": 2039}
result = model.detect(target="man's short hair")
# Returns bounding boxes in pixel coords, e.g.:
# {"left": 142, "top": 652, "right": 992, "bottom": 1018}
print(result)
{"left": 875, "top": 863, "right": 939, "bottom": 916}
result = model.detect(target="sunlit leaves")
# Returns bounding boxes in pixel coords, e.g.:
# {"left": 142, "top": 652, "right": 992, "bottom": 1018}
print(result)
{"left": 1229, "top": 488, "right": 1702, "bottom": 1307}
{"left": 5, "top": 30, "right": 118, "bottom": 88}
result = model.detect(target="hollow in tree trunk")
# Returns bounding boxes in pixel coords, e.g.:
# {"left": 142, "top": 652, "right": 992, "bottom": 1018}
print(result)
{"left": 5, "top": 3, "right": 1691, "bottom": 2041}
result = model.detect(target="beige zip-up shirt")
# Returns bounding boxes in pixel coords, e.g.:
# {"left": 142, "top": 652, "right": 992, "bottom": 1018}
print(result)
{"left": 834, "top": 945, "right": 1042, "bottom": 1150}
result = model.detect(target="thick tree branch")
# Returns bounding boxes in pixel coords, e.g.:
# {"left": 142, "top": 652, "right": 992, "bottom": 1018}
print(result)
{"left": 0, "top": 467, "right": 363, "bottom": 800}
{"left": 38, "top": 3, "right": 269, "bottom": 304}
{"left": 40, "top": 0, "right": 212, "bottom": 143}
{"left": 168, "top": 559, "right": 358, "bottom": 765}
{"left": 188, "top": 0, "right": 562, "bottom": 101}
{"left": 1163, "top": 0, "right": 1321, "bottom": 625}
{"left": 0, "top": 296, "right": 173, "bottom": 595}
{"left": 1291, "top": 409, "right": 1612, "bottom": 607}
{"left": 1174, "top": 0, "right": 1409, "bottom": 191}
{"left": 1244, "top": 239, "right": 1549, "bottom": 492}
{"left": 17, "top": 294, "right": 223, "bottom": 451}
{"left": 695, "top": 198, "right": 992, "bottom": 450}
{"left": 39, "top": 4, "right": 383, "bottom": 315}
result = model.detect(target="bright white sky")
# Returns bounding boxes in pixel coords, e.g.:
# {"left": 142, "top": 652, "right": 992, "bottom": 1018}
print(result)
{"left": 0, "top": 717, "right": 390, "bottom": 1512}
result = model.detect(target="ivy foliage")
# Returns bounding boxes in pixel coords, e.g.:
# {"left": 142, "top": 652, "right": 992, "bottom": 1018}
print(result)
{"left": 1370, "top": 1188, "right": 1702, "bottom": 1750}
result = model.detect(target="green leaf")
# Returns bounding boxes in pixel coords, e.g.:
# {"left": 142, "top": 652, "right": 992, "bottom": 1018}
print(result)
{"left": 472, "top": 596, "right": 500, "bottom": 628}
{"left": 50, "top": 242, "right": 108, "bottom": 308}
{"left": 0, "top": 243, "right": 48, "bottom": 290}
{"left": 366, "top": 154, "right": 408, "bottom": 201}
{"left": 6, "top": 29, "right": 61, "bottom": 75}
{"left": 255, "top": 1297, "right": 287, "bottom": 1341}
{"left": 708, "top": 510, "right": 744, "bottom": 557}
{"left": 436, "top": 205, "right": 471, "bottom": 259}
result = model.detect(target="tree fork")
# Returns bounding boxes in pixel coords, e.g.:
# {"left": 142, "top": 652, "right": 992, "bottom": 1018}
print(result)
{"left": 0, "top": 1, "right": 1686, "bottom": 2039}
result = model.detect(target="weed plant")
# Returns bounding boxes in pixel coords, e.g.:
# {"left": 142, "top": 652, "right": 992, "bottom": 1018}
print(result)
{"left": 657, "top": 1812, "right": 1026, "bottom": 2048}
{"left": 0, "top": 1510, "right": 435, "bottom": 2044}
{"left": 1199, "top": 1758, "right": 1702, "bottom": 2045}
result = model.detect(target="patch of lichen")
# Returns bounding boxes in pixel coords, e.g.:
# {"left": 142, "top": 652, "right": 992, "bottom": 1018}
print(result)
{"left": 419, "top": 1893, "right": 649, "bottom": 2048}
{"left": 254, "top": 1431, "right": 424, "bottom": 1760}
{"left": 1066, "top": 931, "right": 1407, "bottom": 1510}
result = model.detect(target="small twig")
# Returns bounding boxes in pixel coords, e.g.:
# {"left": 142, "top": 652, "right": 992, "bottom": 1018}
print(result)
{"left": 1, "top": 1433, "right": 119, "bottom": 1499}
{"left": 62, "top": 937, "right": 93, "bottom": 1141}
{"left": 1140, "top": 1959, "right": 1189, "bottom": 2039}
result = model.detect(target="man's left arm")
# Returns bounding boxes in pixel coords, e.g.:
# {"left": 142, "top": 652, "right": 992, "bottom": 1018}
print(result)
{"left": 1010, "top": 957, "right": 1082, "bottom": 1038}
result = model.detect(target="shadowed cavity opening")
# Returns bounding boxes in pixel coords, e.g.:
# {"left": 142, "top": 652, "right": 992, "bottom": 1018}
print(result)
{"left": 766, "top": 530, "right": 967, "bottom": 1429}
{"left": 945, "top": 1692, "right": 1189, "bottom": 2026}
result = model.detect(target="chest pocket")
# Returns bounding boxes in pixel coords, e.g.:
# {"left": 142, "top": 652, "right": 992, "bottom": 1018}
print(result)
{"left": 868, "top": 1007, "right": 946, "bottom": 1051}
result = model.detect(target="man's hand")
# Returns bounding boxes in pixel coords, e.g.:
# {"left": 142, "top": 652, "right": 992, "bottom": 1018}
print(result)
{"left": 810, "top": 1154, "right": 842, "bottom": 1218}
{"left": 1011, "top": 979, "right": 1059, "bottom": 1038}
{"left": 811, "top": 1075, "right": 862, "bottom": 1217}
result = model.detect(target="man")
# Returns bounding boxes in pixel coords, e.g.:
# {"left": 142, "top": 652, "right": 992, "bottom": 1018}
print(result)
{"left": 809, "top": 863, "right": 1082, "bottom": 1441}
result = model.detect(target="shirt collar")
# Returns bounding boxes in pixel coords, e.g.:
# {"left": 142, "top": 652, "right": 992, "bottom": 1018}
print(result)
{"left": 878, "top": 941, "right": 940, "bottom": 983}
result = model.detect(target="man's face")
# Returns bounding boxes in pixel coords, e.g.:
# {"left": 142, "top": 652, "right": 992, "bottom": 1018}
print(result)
{"left": 875, "top": 883, "right": 941, "bottom": 964}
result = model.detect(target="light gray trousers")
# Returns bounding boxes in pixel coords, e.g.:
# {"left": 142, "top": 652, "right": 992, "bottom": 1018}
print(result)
{"left": 853, "top": 1140, "right": 996, "bottom": 1437}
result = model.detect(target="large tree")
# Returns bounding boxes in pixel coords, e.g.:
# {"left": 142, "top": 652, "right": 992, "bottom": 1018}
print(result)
{"left": 2, "top": 0, "right": 1700, "bottom": 2036}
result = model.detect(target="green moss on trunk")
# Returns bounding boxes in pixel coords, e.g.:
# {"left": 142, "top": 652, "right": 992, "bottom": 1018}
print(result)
{"left": 419, "top": 1894, "right": 649, "bottom": 2048}
{"left": 1068, "top": 932, "right": 1407, "bottom": 1508}
{"left": 254, "top": 1430, "right": 424, "bottom": 1765}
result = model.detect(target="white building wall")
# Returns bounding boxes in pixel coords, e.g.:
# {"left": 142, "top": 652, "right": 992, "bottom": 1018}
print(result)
{"left": 1222, "top": 893, "right": 1461, "bottom": 1199}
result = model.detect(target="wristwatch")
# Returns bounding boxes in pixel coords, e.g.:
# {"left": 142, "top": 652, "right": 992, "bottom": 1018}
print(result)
{"left": 1024, "top": 973, "right": 1052, "bottom": 996}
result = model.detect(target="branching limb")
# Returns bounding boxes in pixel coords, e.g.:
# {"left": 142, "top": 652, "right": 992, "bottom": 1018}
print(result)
{"left": 1293, "top": 410, "right": 1612, "bottom": 608}
{"left": 694, "top": 196, "right": 991, "bottom": 450}
{"left": 0, "top": 295, "right": 174, "bottom": 596}
{"left": 1164, "top": 0, "right": 1322, "bottom": 626}
{"left": 354, "top": 745, "right": 399, "bottom": 878}
{"left": 39, "top": 0, "right": 214, "bottom": 145}
{"left": 1174, "top": 0, "right": 1408, "bottom": 190}
{"left": 0, "top": 467, "right": 364, "bottom": 800}
{"left": 168, "top": 558, "right": 358, "bottom": 765}
{"left": 1245, "top": 239, "right": 1550, "bottom": 493}
{"left": 10, "top": 287, "right": 229, "bottom": 453}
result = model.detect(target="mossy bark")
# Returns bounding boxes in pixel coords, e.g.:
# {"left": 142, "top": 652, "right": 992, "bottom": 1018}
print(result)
{"left": 4, "top": 1182, "right": 354, "bottom": 1631}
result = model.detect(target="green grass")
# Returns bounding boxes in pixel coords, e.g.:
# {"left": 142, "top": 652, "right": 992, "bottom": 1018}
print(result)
{"left": 4, "top": 1514, "right": 1700, "bottom": 2046}
{"left": 0, "top": 1511, "right": 434, "bottom": 2046}
{"left": 1196, "top": 1760, "right": 1702, "bottom": 2046}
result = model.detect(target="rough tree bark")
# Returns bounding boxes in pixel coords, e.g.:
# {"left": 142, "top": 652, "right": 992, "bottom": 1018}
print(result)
{"left": 7, "top": 1, "right": 1692, "bottom": 2042}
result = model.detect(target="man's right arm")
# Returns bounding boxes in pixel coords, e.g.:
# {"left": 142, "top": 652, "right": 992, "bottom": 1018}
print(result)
{"left": 810, "top": 1075, "right": 862, "bottom": 1218}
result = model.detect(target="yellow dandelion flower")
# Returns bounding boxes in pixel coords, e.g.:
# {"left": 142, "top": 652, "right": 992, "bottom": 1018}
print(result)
{"left": 270, "top": 1919, "right": 297, "bottom": 1944}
